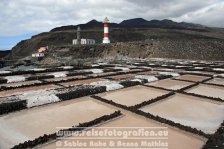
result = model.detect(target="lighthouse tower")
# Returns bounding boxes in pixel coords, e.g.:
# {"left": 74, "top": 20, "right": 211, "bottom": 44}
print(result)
{"left": 103, "top": 17, "right": 110, "bottom": 44}
{"left": 77, "top": 26, "right": 81, "bottom": 45}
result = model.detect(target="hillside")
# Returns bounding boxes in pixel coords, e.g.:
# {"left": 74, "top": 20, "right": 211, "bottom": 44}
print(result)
{"left": 5, "top": 18, "right": 224, "bottom": 61}
{"left": 0, "top": 50, "right": 10, "bottom": 59}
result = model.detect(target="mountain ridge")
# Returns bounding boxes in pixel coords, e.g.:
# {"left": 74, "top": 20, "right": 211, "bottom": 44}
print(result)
{"left": 50, "top": 18, "right": 208, "bottom": 32}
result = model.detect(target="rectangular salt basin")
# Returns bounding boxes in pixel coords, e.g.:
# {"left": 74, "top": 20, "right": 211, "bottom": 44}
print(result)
{"left": 0, "top": 85, "right": 59, "bottom": 97}
{"left": 147, "top": 79, "right": 194, "bottom": 90}
{"left": 186, "top": 84, "right": 224, "bottom": 100}
{"left": 140, "top": 93, "right": 224, "bottom": 134}
{"left": 40, "top": 111, "right": 206, "bottom": 149}
{"left": 60, "top": 78, "right": 107, "bottom": 87}
{"left": 176, "top": 75, "right": 210, "bottom": 82}
{"left": 182, "top": 71, "right": 215, "bottom": 76}
{"left": 136, "top": 71, "right": 156, "bottom": 75}
{"left": 45, "top": 75, "right": 86, "bottom": 82}
{"left": 87, "top": 72, "right": 116, "bottom": 77}
{"left": 3, "top": 74, "right": 31, "bottom": 83}
{"left": 206, "top": 78, "right": 224, "bottom": 86}
{"left": 109, "top": 74, "right": 135, "bottom": 80}
{"left": 0, "top": 80, "right": 41, "bottom": 87}
{"left": 0, "top": 97, "right": 116, "bottom": 149}
{"left": 98, "top": 85, "right": 169, "bottom": 106}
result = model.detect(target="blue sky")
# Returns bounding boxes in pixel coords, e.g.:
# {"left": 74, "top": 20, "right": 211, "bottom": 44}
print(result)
{"left": 0, "top": 0, "right": 223, "bottom": 50}
{"left": 0, "top": 33, "right": 37, "bottom": 50}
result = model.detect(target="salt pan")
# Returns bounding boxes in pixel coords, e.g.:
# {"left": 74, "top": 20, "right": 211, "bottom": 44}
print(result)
{"left": 158, "top": 72, "right": 180, "bottom": 77}
{"left": 90, "top": 80, "right": 124, "bottom": 91}
{"left": 5, "top": 76, "right": 26, "bottom": 83}
{"left": 49, "top": 71, "right": 68, "bottom": 78}
{"left": 18, "top": 90, "right": 60, "bottom": 108}
{"left": 135, "top": 75, "right": 158, "bottom": 82}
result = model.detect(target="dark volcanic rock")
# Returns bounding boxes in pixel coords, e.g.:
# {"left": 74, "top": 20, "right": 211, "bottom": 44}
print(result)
{"left": 39, "top": 37, "right": 224, "bottom": 67}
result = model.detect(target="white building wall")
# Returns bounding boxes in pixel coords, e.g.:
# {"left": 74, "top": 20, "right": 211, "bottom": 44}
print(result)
{"left": 73, "top": 39, "right": 78, "bottom": 45}
{"left": 32, "top": 53, "right": 44, "bottom": 58}
{"left": 40, "top": 53, "right": 44, "bottom": 57}
{"left": 73, "top": 39, "right": 95, "bottom": 45}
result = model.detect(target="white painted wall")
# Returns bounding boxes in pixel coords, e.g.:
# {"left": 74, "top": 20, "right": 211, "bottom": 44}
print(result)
{"left": 73, "top": 39, "right": 95, "bottom": 45}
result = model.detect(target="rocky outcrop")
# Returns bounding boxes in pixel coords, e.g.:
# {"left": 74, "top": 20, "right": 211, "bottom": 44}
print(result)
{"left": 39, "top": 38, "right": 224, "bottom": 67}
{"left": 153, "top": 38, "right": 224, "bottom": 61}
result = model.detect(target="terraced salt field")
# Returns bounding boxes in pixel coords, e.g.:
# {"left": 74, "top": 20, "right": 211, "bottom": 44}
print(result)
{"left": 147, "top": 79, "right": 194, "bottom": 90}
{"left": 0, "top": 84, "right": 60, "bottom": 97}
{"left": 98, "top": 85, "right": 169, "bottom": 106}
{"left": 39, "top": 111, "right": 206, "bottom": 149}
{"left": 140, "top": 93, "right": 224, "bottom": 134}
{"left": 186, "top": 84, "right": 224, "bottom": 100}
{"left": 60, "top": 78, "right": 107, "bottom": 87}
{"left": 0, "top": 97, "right": 116, "bottom": 148}
{"left": 108, "top": 74, "right": 135, "bottom": 80}
{"left": 176, "top": 75, "right": 210, "bottom": 82}
{"left": 0, "top": 80, "right": 41, "bottom": 87}
{"left": 0, "top": 59, "right": 223, "bottom": 149}
{"left": 206, "top": 78, "right": 224, "bottom": 85}
{"left": 44, "top": 75, "right": 87, "bottom": 82}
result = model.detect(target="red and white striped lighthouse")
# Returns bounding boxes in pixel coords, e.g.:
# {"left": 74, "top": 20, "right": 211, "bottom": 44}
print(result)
{"left": 103, "top": 17, "right": 110, "bottom": 44}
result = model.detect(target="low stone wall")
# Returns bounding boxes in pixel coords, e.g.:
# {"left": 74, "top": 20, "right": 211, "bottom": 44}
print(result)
{"left": 56, "top": 86, "right": 106, "bottom": 101}
{"left": 0, "top": 100, "right": 26, "bottom": 115}
{"left": 202, "top": 120, "right": 224, "bottom": 149}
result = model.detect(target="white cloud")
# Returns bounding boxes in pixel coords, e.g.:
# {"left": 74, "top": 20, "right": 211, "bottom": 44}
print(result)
{"left": 0, "top": 0, "right": 223, "bottom": 36}
{"left": 171, "top": 1, "right": 224, "bottom": 27}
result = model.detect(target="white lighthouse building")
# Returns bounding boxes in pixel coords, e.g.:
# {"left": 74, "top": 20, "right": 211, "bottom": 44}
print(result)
{"left": 102, "top": 17, "right": 110, "bottom": 44}
{"left": 73, "top": 26, "right": 95, "bottom": 45}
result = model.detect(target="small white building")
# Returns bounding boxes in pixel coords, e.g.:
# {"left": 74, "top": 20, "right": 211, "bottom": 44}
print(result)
{"left": 32, "top": 53, "right": 44, "bottom": 58}
{"left": 73, "top": 39, "right": 95, "bottom": 45}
